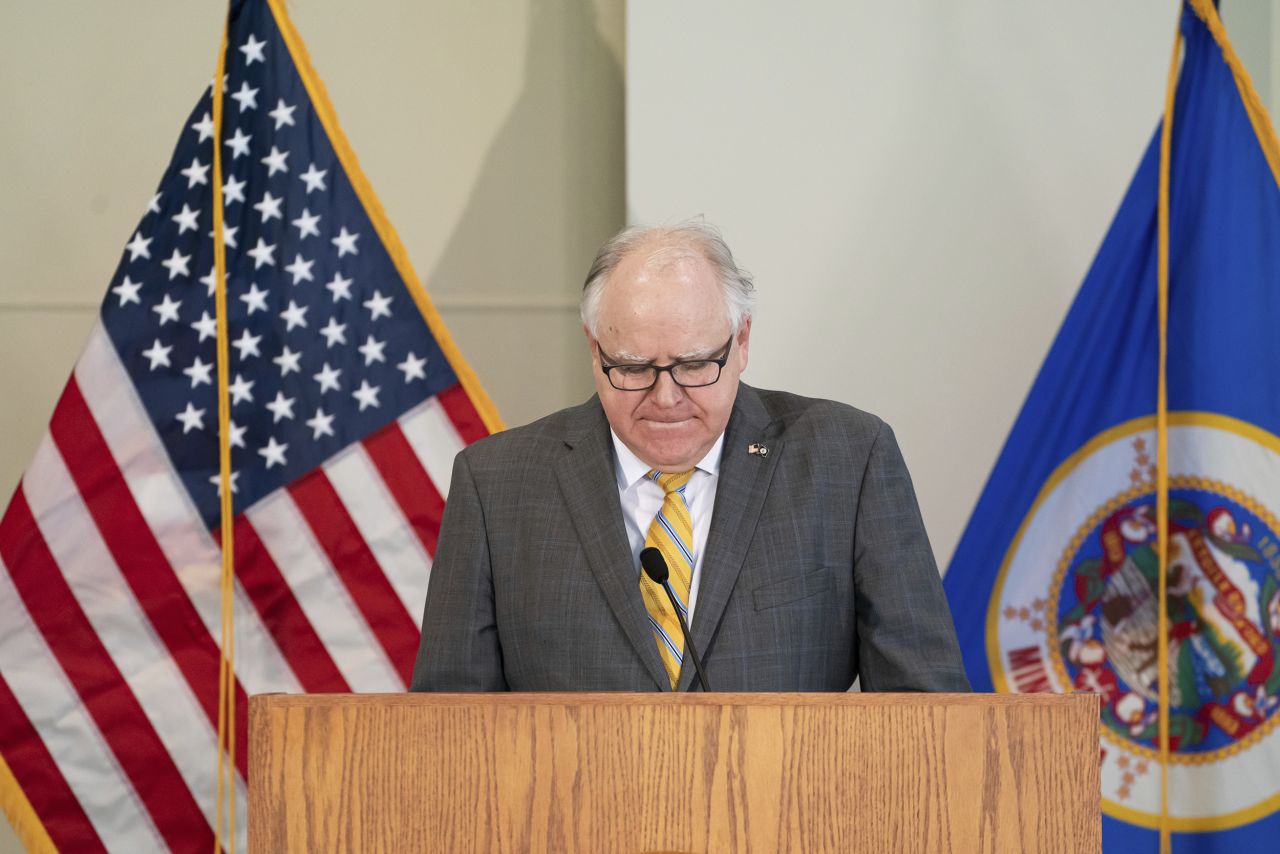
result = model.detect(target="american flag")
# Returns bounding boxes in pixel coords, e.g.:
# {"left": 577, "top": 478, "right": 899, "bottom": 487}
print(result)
{"left": 0, "top": 0, "right": 499, "bottom": 850}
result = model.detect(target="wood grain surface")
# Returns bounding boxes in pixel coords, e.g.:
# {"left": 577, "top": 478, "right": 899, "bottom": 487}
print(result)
{"left": 249, "top": 692, "right": 1099, "bottom": 853}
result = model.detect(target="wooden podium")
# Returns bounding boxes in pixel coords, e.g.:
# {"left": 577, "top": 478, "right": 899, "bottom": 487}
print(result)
{"left": 249, "top": 692, "right": 1099, "bottom": 852}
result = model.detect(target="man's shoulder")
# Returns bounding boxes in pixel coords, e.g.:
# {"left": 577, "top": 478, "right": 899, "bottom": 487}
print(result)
{"left": 456, "top": 396, "right": 601, "bottom": 470}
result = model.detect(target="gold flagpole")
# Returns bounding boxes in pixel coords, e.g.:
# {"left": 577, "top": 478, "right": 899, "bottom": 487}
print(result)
{"left": 208, "top": 15, "right": 238, "bottom": 854}
{"left": 1154, "top": 8, "right": 1182, "bottom": 854}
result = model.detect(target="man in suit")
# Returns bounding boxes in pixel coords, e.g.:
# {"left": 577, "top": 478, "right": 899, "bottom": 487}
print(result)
{"left": 411, "top": 222, "right": 968, "bottom": 693}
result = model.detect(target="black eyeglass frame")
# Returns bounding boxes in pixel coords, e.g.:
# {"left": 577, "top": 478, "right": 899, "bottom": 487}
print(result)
{"left": 598, "top": 334, "right": 735, "bottom": 392}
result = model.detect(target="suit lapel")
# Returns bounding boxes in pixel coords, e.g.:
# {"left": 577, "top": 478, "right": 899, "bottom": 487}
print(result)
{"left": 680, "top": 384, "right": 781, "bottom": 691}
{"left": 554, "top": 399, "right": 669, "bottom": 690}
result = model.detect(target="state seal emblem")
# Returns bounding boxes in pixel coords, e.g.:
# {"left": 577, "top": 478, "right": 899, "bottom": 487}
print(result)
{"left": 988, "top": 413, "right": 1280, "bottom": 831}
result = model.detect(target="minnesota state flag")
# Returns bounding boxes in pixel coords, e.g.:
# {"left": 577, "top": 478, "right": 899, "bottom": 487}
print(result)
{"left": 945, "top": 1, "right": 1280, "bottom": 850}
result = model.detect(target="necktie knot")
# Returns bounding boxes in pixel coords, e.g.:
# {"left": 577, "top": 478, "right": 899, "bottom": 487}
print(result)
{"left": 650, "top": 469, "right": 695, "bottom": 494}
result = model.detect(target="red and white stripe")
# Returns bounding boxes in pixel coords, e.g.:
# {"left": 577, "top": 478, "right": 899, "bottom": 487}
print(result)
{"left": 0, "top": 321, "right": 484, "bottom": 850}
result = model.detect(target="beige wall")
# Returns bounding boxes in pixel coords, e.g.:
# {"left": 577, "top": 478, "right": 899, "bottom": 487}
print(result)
{"left": 0, "top": 0, "right": 621, "bottom": 848}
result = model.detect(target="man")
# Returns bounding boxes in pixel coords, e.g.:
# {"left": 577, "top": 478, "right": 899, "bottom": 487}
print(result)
{"left": 411, "top": 222, "right": 968, "bottom": 692}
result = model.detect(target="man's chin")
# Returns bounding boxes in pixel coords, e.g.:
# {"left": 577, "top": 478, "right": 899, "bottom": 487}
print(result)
{"left": 631, "top": 421, "right": 707, "bottom": 470}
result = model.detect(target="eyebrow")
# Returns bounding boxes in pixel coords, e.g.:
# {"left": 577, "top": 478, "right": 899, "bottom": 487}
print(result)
{"left": 604, "top": 343, "right": 722, "bottom": 364}
{"left": 606, "top": 349, "right": 650, "bottom": 363}
{"left": 672, "top": 344, "right": 721, "bottom": 360}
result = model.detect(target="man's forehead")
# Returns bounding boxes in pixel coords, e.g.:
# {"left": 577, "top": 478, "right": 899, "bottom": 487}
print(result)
{"left": 599, "top": 258, "right": 723, "bottom": 318}
{"left": 635, "top": 242, "right": 702, "bottom": 272}
{"left": 612, "top": 237, "right": 714, "bottom": 282}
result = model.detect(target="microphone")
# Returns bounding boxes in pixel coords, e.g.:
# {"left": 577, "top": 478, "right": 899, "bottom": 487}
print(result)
{"left": 640, "top": 547, "right": 711, "bottom": 692}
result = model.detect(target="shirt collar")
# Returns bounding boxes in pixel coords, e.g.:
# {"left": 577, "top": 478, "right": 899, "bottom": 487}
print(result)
{"left": 610, "top": 429, "right": 725, "bottom": 492}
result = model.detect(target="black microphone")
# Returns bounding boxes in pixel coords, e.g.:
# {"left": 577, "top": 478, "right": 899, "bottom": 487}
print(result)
{"left": 640, "top": 547, "right": 710, "bottom": 692}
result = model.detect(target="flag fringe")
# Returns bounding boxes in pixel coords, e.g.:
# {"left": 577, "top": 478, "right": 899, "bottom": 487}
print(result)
{"left": 1187, "top": 0, "right": 1280, "bottom": 191}
{"left": 265, "top": 0, "right": 505, "bottom": 435}
{"left": 0, "top": 755, "right": 56, "bottom": 854}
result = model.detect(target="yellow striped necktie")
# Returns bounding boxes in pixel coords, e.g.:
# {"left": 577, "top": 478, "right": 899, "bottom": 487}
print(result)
{"left": 640, "top": 469, "right": 696, "bottom": 688}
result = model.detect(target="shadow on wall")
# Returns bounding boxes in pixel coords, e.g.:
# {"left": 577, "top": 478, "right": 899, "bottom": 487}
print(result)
{"left": 428, "top": 0, "right": 624, "bottom": 413}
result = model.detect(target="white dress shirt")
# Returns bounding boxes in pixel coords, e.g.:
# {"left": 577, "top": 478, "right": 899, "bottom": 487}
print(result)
{"left": 610, "top": 430, "right": 724, "bottom": 623}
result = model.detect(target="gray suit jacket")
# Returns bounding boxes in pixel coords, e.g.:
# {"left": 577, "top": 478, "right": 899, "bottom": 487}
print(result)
{"left": 411, "top": 383, "right": 969, "bottom": 692}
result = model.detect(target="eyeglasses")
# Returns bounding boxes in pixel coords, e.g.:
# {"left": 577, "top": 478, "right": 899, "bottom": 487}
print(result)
{"left": 598, "top": 334, "right": 734, "bottom": 391}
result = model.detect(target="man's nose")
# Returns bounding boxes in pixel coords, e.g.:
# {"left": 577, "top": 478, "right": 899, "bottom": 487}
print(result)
{"left": 648, "top": 370, "right": 686, "bottom": 407}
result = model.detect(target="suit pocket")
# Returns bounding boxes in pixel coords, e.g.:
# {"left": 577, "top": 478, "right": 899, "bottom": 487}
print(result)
{"left": 752, "top": 570, "right": 833, "bottom": 611}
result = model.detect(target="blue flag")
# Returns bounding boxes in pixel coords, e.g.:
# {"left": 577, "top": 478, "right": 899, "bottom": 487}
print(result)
{"left": 945, "top": 2, "right": 1280, "bottom": 851}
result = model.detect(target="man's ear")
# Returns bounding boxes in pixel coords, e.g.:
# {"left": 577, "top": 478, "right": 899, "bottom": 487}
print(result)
{"left": 736, "top": 317, "right": 752, "bottom": 369}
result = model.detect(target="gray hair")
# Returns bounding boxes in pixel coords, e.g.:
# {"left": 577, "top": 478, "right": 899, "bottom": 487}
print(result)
{"left": 580, "top": 220, "right": 756, "bottom": 337}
